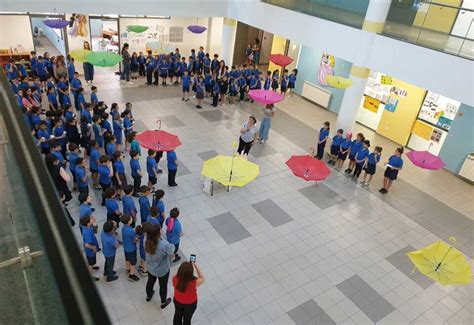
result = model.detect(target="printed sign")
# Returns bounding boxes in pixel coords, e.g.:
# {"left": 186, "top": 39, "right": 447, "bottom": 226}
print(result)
{"left": 430, "top": 128, "right": 443, "bottom": 143}
{"left": 412, "top": 119, "right": 433, "bottom": 141}
{"left": 418, "top": 91, "right": 460, "bottom": 131}
{"left": 363, "top": 96, "right": 380, "bottom": 113}
{"left": 384, "top": 96, "right": 398, "bottom": 112}
{"left": 380, "top": 75, "right": 393, "bottom": 85}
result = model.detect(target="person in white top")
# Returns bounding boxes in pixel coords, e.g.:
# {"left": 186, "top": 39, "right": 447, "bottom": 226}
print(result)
{"left": 238, "top": 116, "right": 259, "bottom": 157}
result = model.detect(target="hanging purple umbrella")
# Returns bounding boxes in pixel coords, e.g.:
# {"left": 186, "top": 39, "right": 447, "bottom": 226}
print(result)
{"left": 43, "top": 19, "right": 70, "bottom": 29}
{"left": 187, "top": 25, "right": 207, "bottom": 34}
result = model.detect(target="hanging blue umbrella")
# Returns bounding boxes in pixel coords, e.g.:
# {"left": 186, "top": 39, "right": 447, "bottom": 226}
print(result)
{"left": 43, "top": 19, "right": 70, "bottom": 29}
{"left": 187, "top": 25, "right": 207, "bottom": 34}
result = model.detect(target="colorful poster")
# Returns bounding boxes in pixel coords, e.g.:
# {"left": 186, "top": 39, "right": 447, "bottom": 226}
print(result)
{"left": 363, "top": 96, "right": 380, "bottom": 113}
{"left": 317, "top": 52, "right": 352, "bottom": 89}
{"left": 384, "top": 96, "right": 398, "bottom": 112}
{"left": 418, "top": 91, "right": 460, "bottom": 131}
{"left": 412, "top": 119, "right": 433, "bottom": 140}
{"left": 380, "top": 75, "right": 393, "bottom": 85}
{"left": 430, "top": 128, "right": 443, "bottom": 143}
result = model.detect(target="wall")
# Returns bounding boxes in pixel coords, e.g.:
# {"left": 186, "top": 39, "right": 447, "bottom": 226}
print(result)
{"left": 439, "top": 103, "right": 474, "bottom": 173}
{"left": 295, "top": 45, "right": 352, "bottom": 113}
{"left": 267, "top": 35, "right": 287, "bottom": 72}
{"left": 285, "top": 41, "right": 300, "bottom": 72}
{"left": 119, "top": 17, "right": 209, "bottom": 55}
{"left": 221, "top": 18, "right": 237, "bottom": 66}
{"left": 31, "top": 17, "right": 66, "bottom": 56}
{"left": 207, "top": 17, "right": 223, "bottom": 56}
{"left": 0, "top": 15, "right": 34, "bottom": 52}
{"left": 376, "top": 79, "right": 426, "bottom": 145}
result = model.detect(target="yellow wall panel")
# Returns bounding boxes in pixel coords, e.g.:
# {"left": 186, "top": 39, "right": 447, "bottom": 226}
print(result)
{"left": 268, "top": 35, "right": 287, "bottom": 72}
{"left": 376, "top": 79, "right": 426, "bottom": 146}
{"left": 413, "top": 0, "right": 461, "bottom": 33}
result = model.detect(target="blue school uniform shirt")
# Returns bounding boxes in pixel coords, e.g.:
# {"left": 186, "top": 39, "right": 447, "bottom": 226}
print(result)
{"left": 57, "top": 81, "right": 67, "bottom": 95}
{"left": 130, "top": 159, "right": 141, "bottom": 177}
{"left": 80, "top": 203, "right": 92, "bottom": 219}
{"left": 182, "top": 75, "right": 190, "bottom": 88}
{"left": 47, "top": 80, "right": 55, "bottom": 90}
{"left": 319, "top": 128, "right": 329, "bottom": 142}
{"left": 113, "top": 160, "right": 125, "bottom": 175}
{"left": 31, "top": 114, "right": 42, "bottom": 129}
{"left": 138, "top": 55, "right": 146, "bottom": 64}
{"left": 146, "top": 156, "right": 157, "bottom": 176}
{"left": 211, "top": 59, "right": 219, "bottom": 70}
{"left": 123, "top": 117, "right": 132, "bottom": 135}
{"left": 388, "top": 155, "right": 403, "bottom": 169}
{"left": 105, "top": 198, "right": 120, "bottom": 215}
{"left": 203, "top": 57, "right": 210, "bottom": 69}
{"left": 10, "top": 82, "right": 20, "bottom": 94}
{"left": 75, "top": 165, "right": 88, "bottom": 188}
{"left": 62, "top": 94, "right": 71, "bottom": 106}
{"left": 264, "top": 77, "right": 271, "bottom": 90}
{"left": 160, "top": 62, "right": 169, "bottom": 75}
{"left": 146, "top": 59, "right": 154, "bottom": 71}
{"left": 70, "top": 78, "right": 81, "bottom": 93}
{"left": 106, "top": 142, "right": 115, "bottom": 157}
{"left": 341, "top": 139, "right": 352, "bottom": 150}
{"left": 197, "top": 51, "right": 205, "bottom": 61}
{"left": 289, "top": 74, "right": 297, "bottom": 83}
{"left": 368, "top": 152, "right": 381, "bottom": 165}
{"left": 167, "top": 151, "right": 177, "bottom": 170}
{"left": 47, "top": 92, "right": 58, "bottom": 106}
{"left": 213, "top": 81, "right": 220, "bottom": 93}
{"left": 332, "top": 135, "right": 343, "bottom": 147}
{"left": 90, "top": 92, "right": 98, "bottom": 106}
{"left": 281, "top": 75, "right": 288, "bottom": 87}
{"left": 82, "top": 226, "right": 99, "bottom": 257}
{"left": 204, "top": 75, "right": 212, "bottom": 86}
{"left": 239, "top": 77, "right": 246, "bottom": 88}
{"left": 101, "top": 231, "right": 117, "bottom": 258}
{"left": 30, "top": 57, "right": 38, "bottom": 71}
{"left": 351, "top": 140, "right": 363, "bottom": 157}
{"left": 102, "top": 120, "right": 111, "bottom": 133}
{"left": 122, "top": 225, "right": 136, "bottom": 253}
{"left": 69, "top": 152, "right": 79, "bottom": 174}
{"left": 89, "top": 148, "right": 100, "bottom": 171}
{"left": 98, "top": 165, "right": 112, "bottom": 185}
{"left": 77, "top": 93, "right": 86, "bottom": 108}
{"left": 52, "top": 151, "right": 65, "bottom": 167}
{"left": 139, "top": 196, "right": 150, "bottom": 223}
{"left": 122, "top": 195, "right": 137, "bottom": 216}
{"left": 81, "top": 109, "right": 92, "bottom": 124}
{"left": 180, "top": 62, "right": 187, "bottom": 73}
{"left": 36, "top": 61, "right": 47, "bottom": 76}
{"left": 67, "top": 61, "right": 75, "bottom": 79}
{"left": 195, "top": 83, "right": 204, "bottom": 95}
{"left": 53, "top": 126, "right": 66, "bottom": 146}
{"left": 249, "top": 77, "right": 257, "bottom": 89}
{"left": 113, "top": 120, "right": 122, "bottom": 142}
{"left": 148, "top": 217, "right": 160, "bottom": 226}
{"left": 93, "top": 124, "right": 104, "bottom": 147}
{"left": 155, "top": 199, "right": 165, "bottom": 216}
{"left": 165, "top": 217, "right": 181, "bottom": 244}
{"left": 355, "top": 147, "right": 369, "bottom": 164}
{"left": 37, "top": 129, "right": 51, "bottom": 149}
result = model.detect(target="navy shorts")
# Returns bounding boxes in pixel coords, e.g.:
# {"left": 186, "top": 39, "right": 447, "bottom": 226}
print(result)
{"left": 39, "top": 74, "right": 48, "bottom": 82}
{"left": 149, "top": 176, "right": 157, "bottom": 185}
{"left": 183, "top": 86, "right": 190, "bottom": 92}
{"left": 125, "top": 250, "right": 137, "bottom": 265}
{"left": 196, "top": 92, "right": 204, "bottom": 99}
{"left": 168, "top": 71, "right": 174, "bottom": 77}
{"left": 281, "top": 85, "right": 287, "bottom": 92}
{"left": 288, "top": 82, "right": 295, "bottom": 89}
{"left": 349, "top": 154, "right": 356, "bottom": 162}
{"left": 330, "top": 145, "right": 339, "bottom": 156}
{"left": 86, "top": 254, "right": 96, "bottom": 266}
{"left": 384, "top": 167, "right": 399, "bottom": 180}
{"left": 338, "top": 151, "right": 348, "bottom": 161}
{"left": 364, "top": 163, "right": 376, "bottom": 175}
{"left": 90, "top": 168, "right": 98, "bottom": 174}
{"left": 205, "top": 85, "right": 212, "bottom": 93}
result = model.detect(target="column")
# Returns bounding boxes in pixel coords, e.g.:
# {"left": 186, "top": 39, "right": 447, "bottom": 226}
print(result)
{"left": 336, "top": 0, "right": 391, "bottom": 132}
{"left": 221, "top": 18, "right": 237, "bottom": 66}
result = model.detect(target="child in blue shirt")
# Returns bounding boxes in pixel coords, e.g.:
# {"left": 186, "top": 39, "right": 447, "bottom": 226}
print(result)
{"left": 271, "top": 70, "right": 279, "bottom": 92}
{"left": 112, "top": 151, "right": 127, "bottom": 198}
{"left": 329, "top": 128, "right": 344, "bottom": 165}
{"left": 98, "top": 155, "right": 114, "bottom": 205}
{"left": 68, "top": 143, "right": 80, "bottom": 190}
{"left": 47, "top": 87, "right": 59, "bottom": 112}
{"left": 90, "top": 86, "right": 99, "bottom": 106}
{"left": 148, "top": 206, "right": 162, "bottom": 226}
{"left": 89, "top": 140, "right": 100, "bottom": 189}
{"left": 145, "top": 55, "right": 154, "bottom": 85}
{"left": 80, "top": 215, "right": 100, "bottom": 281}
{"left": 346, "top": 133, "right": 365, "bottom": 174}
{"left": 135, "top": 225, "right": 147, "bottom": 274}
{"left": 380, "top": 147, "right": 404, "bottom": 194}
{"left": 37, "top": 121, "right": 52, "bottom": 154}
{"left": 130, "top": 150, "right": 142, "bottom": 196}
{"left": 165, "top": 207, "right": 183, "bottom": 263}
{"left": 75, "top": 157, "right": 89, "bottom": 196}
{"left": 70, "top": 72, "right": 82, "bottom": 109}
{"left": 353, "top": 140, "right": 370, "bottom": 179}
{"left": 264, "top": 71, "right": 271, "bottom": 90}
{"left": 121, "top": 214, "right": 140, "bottom": 281}
{"left": 182, "top": 70, "right": 191, "bottom": 101}
{"left": 167, "top": 150, "right": 178, "bottom": 187}
{"left": 101, "top": 220, "right": 119, "bottom": 282}
{"left": 122, "top": 185, "right": 137, "bottom": 227}
{"left": 113, "top": 114, "right": 123, "bottom": 152}
{"left": 361, "top": 146, "right": 382, "bottom": 186}
{"left": 138, "top": 186, "right": 151, "bottom": 224}
{"left": 138, "top": 51, "right": 146, "bottom": 77}
{"left": 336, "top": 132, "right": 353, "bottom": 170}
{"left": 280, "top": 69, "right": 289, "bottom": 96}
{"left": 315, "top": 121, "right": 330, "bottom": 160}
{"left": 288, "top": 69, "right": 298, "bottom": 97}
{"left": 147, "top": 150, "right": 159, "bottom": 189}
{"left": 152, "top": 189, "right": 166, "bottom": 226}
{"left": 160, "top": 59, "right": 169, "bottom": 85}
{"left": 195, "top": 76, "right": 204, "bottom": 109}
{"left": 105, "top": 186, "right": 122, "bottom": 226}
{"left": 105, "top": 134, "right": 116, "bottom": 158}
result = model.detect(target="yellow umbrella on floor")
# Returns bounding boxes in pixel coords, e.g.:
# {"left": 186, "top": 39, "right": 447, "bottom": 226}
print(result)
{"left": 69, "top": 49, "right": 91, "bottom": 62}
{"left": 407, "top": 238, "right": 471, "bottom": 286}
{"left": 201, "top": 155, "right": 259, "bottom": 187}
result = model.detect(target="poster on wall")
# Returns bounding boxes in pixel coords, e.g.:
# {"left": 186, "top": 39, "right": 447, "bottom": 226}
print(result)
{"left": 121, "top": 23, "right": 183, "bottom": 54}
{"left": 364, "top": 71, "right": 392, "bottom": 103}
{"left": 317, "top": 52, "right": 352, "bottom": 89}
{"left": 412, "top": 120, "right": 433, "bottom": 140}
{"left": 384, "top": 96, "right": 398, "bottom": 112}
{"left": 363, "top": 96, "right": 380, "bottom": 113}
{"left": 68, "top": 14, "right": 88, "bottom": 38}
{"left": 418, "top": 91, "right": 460, "bottom": 131}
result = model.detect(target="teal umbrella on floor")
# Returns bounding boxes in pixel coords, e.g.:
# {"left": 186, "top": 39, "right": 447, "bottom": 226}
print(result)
{"left": 85, "top": 51, "right": 122, "bottom": 67}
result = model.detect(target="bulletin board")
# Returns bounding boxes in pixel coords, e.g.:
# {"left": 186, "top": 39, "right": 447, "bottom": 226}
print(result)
{"left": 418, "top": 91, "right": 461, "bottom": 131}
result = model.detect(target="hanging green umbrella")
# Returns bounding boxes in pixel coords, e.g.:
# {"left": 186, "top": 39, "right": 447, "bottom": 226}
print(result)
{"left": 85, "top": 51, "right": 122, "bottom": 67}
{"left": 127, "top": 25, "right": 148, "bottom": 33}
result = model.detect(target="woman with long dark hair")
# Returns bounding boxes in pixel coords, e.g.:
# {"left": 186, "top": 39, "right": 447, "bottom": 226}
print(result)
{"left": 45, "top": 154, "right": 72, "bottom": 201}
{"left": 120, "top": 43, "right": 132, "bottom": 84}
{"left": 83, "top": 41, "right": 94, "bottom": 84}
{"left": 172, "top": 261, "right": 204, "bottom": 325}
{"left": 144, "top": 223, "right": 174, "bottom": 309}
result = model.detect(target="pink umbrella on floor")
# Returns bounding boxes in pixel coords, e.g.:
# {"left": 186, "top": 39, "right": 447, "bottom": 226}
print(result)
{"left": 286, "top": 155, "right": 331, "bottom": 182}
{"left": 407, "top": 150, "right": 445, "bottom": 170}
{"left": 249, "top": 89, "right": 284, "bottom": 105}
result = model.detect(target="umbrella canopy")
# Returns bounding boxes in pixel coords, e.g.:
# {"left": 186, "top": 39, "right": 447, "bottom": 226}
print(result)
{"left": 85, "top": 51, "right": 122, "bottom": 67}
{"left": 201, "top": 155, "right": 259, "bottom": 187}
{"left": 43, "top": 19, "right": 70, "bottom": 29}
{"left": 407, "top": 239, "right": 471, "bottom": 286}
{"left": 286, "top": 155, "right": 331, "bottom": 181}
{"left": 325, "top": 75, "right": 353, "bottom": 89}
{"left": 187, "top": 25, "right": 207, "bottom": 34}
{"left": 249, "top": 89, "right": 284, "bottom": 105}
{"left": 127, "top": 25, "right": 149, "bottom": 33}
{"left": 269, "top": 54, "right": 293, "bottom": 67}
{"left": 69, "top": 49, "right": 91, "bottom": 63}
{"left": 407, "top": 150, "right": 445, "bottom": 170}
{"left": 136, "top": 130, "right": 182, "bottom": 152}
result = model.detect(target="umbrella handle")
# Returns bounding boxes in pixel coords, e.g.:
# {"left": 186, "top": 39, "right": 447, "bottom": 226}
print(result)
{"left": 422, "top": 142, "right": 434, "bottom": 164}
{"left": 435, "top": 246, "right": 453, "bottom": 272}
{"left": 156, "top": 118, "right": 162, "bottom": 130}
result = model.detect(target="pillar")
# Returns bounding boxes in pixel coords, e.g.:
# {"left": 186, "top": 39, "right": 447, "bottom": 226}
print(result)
{"left": 336, "top": 0, "right": 391, "bottom": 132}
{"left": 221, "top": 18, "right": 237, "bottom": 66}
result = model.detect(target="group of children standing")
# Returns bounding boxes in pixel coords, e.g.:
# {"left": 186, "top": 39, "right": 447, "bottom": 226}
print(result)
{"left": 316, "top": 121, "right": 404, "bottom": 193}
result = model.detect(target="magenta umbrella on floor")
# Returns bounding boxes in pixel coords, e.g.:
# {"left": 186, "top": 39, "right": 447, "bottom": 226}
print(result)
{"left": 406, "top": 150, "right": 445, "bottom": 170}
{"left": 249, "top": 89, "right": 284, "bottom": 105}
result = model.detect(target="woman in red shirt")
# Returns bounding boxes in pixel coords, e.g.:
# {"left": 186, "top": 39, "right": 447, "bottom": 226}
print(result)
{"left": 172, "top": 261, "right": 204, "bottom": 325}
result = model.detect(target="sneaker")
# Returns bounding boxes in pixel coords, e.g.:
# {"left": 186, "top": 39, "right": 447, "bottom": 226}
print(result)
{"left": 173, "top": 255, "right": 181, "bottom": 263}
{"left": 91, "top": 208, "right": 96, "bottom": 212}
{"left": 127, "top": 81, "right": 134, "bottom": 85}
{"left": 146, "top": 290, "right": 155, "bottom": 302}
{"left": 93, "top": 277, "right": 100, "bottom": 282}
{"left": 181, "top": 97, "right": 185, "bottom": 101}
{"left": 106, "top": 275, "right": 119, "bottom": 283}
{"left": 364, "top": 182, "right": 370, "bottom": 186}
{"left": 169, "top": 183, "right": 178, "bottom": 187}
{"left": 141, "top": 270, "right": 148, "bottom": 275}
{"left": 157, "top": 168, "right": 163, "bottom": 174}
{"left": 128, "top": 274, "right": 140, "bottom": 282}
{"left": 161, "top": 298, "right": 172, "bottom": 309}
{"left": 196, "top": 105, "right": 202, "bottom": 109}
{"left": 344, "top": 168, "right": 351, "bottom": 173}
{"left": 92, "top": 266, "right": 100, "bottom": 271}
{"left": 378, "top": 188, "right": 385, "bottom": 193}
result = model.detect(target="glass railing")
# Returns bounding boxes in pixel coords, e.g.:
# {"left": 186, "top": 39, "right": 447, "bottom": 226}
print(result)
{"left": 261, "top": 0, "right": 370, "bottom": 29}
{"left": 382, "top": 0, "right": 473, "bottom": 59}
{"left": 0, "top": 69, "right": 110, "bottom": 324}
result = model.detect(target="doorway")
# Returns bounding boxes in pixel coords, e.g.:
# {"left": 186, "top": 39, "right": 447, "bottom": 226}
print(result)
{"left": 89, "top": 16, "right": 119, "bottom": 53}
{"left": 232, "top": 22, "right": 275, "bottom": 69}
{"left": 30, "top": 14, "right": 67, "bottom": 56}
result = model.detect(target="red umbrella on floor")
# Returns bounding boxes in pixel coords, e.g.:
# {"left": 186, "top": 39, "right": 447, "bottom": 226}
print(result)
{"left": 269, "top": 54, "right": 293, "bottom": 67}
{"left": 286, "top": 155, "right": 331, "bottom": 181}
{"left": 136, "top": 130, "right": 182, "bottom": 152}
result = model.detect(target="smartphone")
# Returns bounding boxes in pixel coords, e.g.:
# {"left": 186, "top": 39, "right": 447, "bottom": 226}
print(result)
{"left": 190, "top": 254, "right": 196, "bottom": 263}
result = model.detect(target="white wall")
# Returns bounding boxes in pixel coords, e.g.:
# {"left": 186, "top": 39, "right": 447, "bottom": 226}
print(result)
{"left": 0, "top": 15, "right": 34, "bottom": 52}
{"left": 208, "top": 17, "right": 224, "bottom": 56}
{"left": 221, "top": 18, "right": 237, "bottom": 66}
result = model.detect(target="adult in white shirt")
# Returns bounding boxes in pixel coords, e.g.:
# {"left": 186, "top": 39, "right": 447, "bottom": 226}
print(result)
{"left": 237, "top": 116, "right": 259, "bottom": 157}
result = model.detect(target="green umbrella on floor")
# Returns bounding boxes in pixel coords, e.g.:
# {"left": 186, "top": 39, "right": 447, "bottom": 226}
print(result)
{"left": 85, "top": 51, "right": 122, "bottom": 67}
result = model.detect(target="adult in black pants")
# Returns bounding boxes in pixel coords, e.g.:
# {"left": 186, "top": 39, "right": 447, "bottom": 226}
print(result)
{"left": 237, "top": 116, "right": 259, "bottom": 157}
{"left": 315, "top": 121, "right": 330, "bottom": 160}
{"left": 144, "top": 223, "right": 174, "bottom": 309}
{"left": 172, "top": 262, "right": 205, "bottom": 325}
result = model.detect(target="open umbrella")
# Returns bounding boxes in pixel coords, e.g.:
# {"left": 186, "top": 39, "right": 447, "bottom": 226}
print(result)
{"left": 43, "top": 19, "right": 70, "bottom": 29}
{"left": 407, "top": 238, "right": 471, "bottom": 286}
{"left": 202, "top": 155, "right": 259, "bottom": 187}
{"left": 136, "top": 130, "right": 182, "bottom": 152}
{"left": 407, "top": 144, "right": 445, "bottom": 170}
{"left": 127, "top": 25, "right": 149, "bottom": 33}
{"left": 187, "top": 25, "right": 207, "bottom": 34}
{"left": 286, "top": 155, "right": 331, "bottom": 182}
{"left": 269, "top": 54, "right": 293, "bottom": 67}
{"left": 249, "top": 89, "right": 284, "bottom": 105}
{"left": 85, "top": 51, "right": 122, "bottom": 67}
{"left": 69, "top": 49, "right": 91, "bottom": 63}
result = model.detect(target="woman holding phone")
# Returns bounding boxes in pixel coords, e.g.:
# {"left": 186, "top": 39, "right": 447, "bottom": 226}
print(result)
{"left": 172, "top": 261, "right": 204, "bottom": 325}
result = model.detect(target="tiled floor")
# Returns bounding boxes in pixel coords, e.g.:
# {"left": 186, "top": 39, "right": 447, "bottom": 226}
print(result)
{"left": 64, "top": 71, "right": 473, "bottom": 324}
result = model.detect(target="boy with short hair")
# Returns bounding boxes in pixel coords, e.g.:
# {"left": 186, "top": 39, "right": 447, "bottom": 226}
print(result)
{"left": 130, "top": 150, "right": 142, "bottom": 197}
{"left": 148, "top": 206, "right": 162, "bottom": 227}
{"left": 80, "top": 215, "right": 100, "bottom": 281}
{"left": 146, "top": 149, "right": 159, "bottom": 190}
{"left": 167, "top": 150, "right": 178, "bottom": 187}
{"left": 90, "top": 85, "right": 99, "bottom": 106}
{"left": 121, "top": 214, "right": 140, "bottom": 282}
{"left": 329, "top": 129, "right": 344, "bottom": 165}
{"left": 182, "top": 70, "right": 190, "bottom": 101}
{"left": 75, "top": 157, "right": 89, "bottom": 196}
{"left": 89, "top": 140, "right": 101, "bottom": 189}
{"left": 68, "top": 143, "right": 80, "bottom": 190}
{"left": 101, "top": 220, "right": 119, "bottom": 282}
{"left": 79, "top": 191, "right": 95, "bottom": 221}
{"left": 123, "top": 185, "right": 137, "bottom": 227}
{"left": 361, "top": 146, "right": 382, "bottom": 186}
{"left": 138, "top": 185, "right": 151, "bottom": 224}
